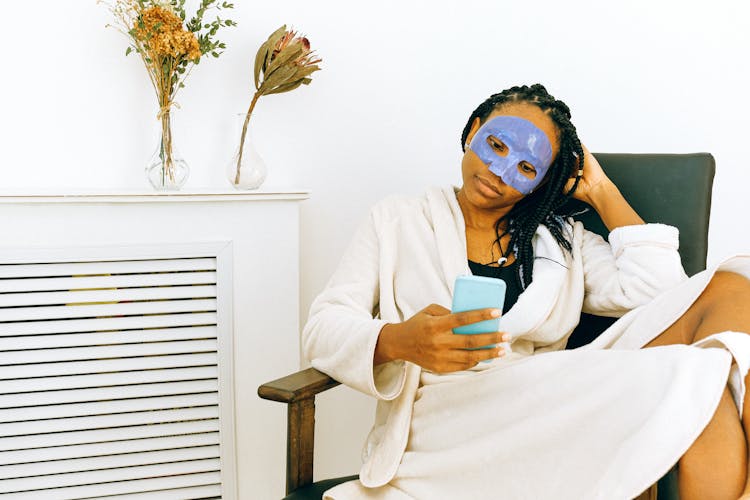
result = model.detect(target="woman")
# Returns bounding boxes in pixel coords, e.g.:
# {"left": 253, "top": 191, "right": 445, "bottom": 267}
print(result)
{"left": 303, "top": 84, "right": 750, "bottom": 499}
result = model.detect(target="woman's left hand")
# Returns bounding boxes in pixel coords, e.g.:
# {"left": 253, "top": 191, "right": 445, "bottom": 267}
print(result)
{"left": 563, "top": 143, "right": 645, "bottom": 230}
{"left": 564, "top": 144, "right": 613, "bottom": 204}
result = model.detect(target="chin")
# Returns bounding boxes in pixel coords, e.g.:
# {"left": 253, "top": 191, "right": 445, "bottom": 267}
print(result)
{"left": 464, "top": 187, "right": 501, "bottom": 209}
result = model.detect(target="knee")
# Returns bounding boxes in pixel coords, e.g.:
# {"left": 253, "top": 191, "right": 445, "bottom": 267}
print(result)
{"left": 693, "top": 271, "right": 750, "bottom": 315}
{"left": 704, "top": 271, "right": 750, "bottom": 298}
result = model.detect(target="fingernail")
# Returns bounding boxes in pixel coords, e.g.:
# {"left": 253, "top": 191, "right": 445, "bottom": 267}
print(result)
{"left": 501, "top": 333, "right": 511, "bottom": 342}
{"left": 490, "top": 309, "right": 501, "bottom": 317}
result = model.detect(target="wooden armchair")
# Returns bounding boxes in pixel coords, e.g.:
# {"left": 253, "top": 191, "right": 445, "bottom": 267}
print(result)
{"left": 259, "top": 153, "right": 716, "bottom": 500}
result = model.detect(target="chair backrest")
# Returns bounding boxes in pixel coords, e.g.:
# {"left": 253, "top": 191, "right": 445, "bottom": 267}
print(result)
{"left": 564, "top": 152, "right": 715, "bottom": 349}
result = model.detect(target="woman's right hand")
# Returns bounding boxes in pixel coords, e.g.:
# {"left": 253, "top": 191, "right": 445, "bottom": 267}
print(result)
{"left": 374, "top": 304, "right": 508, "bottom": 373}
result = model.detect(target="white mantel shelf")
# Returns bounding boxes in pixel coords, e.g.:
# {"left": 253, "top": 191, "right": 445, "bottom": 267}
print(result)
{"left": 0, "top": 188, "right": 310, "bottom": 203}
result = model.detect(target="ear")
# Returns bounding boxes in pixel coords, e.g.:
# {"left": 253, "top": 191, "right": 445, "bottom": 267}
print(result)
{"left": 465, "top": 117, "right": 483, "bottom": 148}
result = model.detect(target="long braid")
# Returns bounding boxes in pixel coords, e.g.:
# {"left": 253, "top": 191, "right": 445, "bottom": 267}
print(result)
{"left": 461, "top": 84, "right": 584, "bottom": 289}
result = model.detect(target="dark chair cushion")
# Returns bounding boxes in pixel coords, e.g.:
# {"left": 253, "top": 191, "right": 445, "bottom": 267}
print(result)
{"left": 657, "top": 466, "right": 680, "bottom": 500}
{"left": 283, "top": 475, "right": 359, "bottom": 500}
{"left": 564, "top": 153, "right": 714, "bottom": 351}
{"left": 563, "top": 152, "right": 715, "bottom": 277}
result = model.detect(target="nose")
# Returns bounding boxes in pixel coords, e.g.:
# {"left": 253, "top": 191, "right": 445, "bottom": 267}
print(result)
{"left": 487, "top": 166, "right": 507, "bottom": 186}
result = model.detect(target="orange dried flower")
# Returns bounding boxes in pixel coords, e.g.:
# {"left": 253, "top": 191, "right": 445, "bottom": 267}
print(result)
{"left": 134, "top": 6, "right": 181, "bottom": 39}
{"left": 134, "top": 6, "right": 199, "bottom": 61}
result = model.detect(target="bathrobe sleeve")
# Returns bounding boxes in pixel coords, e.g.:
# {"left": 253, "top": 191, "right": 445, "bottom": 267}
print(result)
{"left": 301, "top": 207, "right": 407, "bottom": 401}
{"left": 580, "top": 223, "right": 688, "bottom": 317}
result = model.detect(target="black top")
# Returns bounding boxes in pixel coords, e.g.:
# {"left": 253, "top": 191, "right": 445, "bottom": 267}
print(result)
{"left": 467, "top": 260, "right": 522, "bottom": 314}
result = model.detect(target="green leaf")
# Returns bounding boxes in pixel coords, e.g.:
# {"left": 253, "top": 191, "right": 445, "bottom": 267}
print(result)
{"left": 261, "top": 26, "right": 288, "bottom": 77}
{"left": 264, "top": 25, "right": 288, "bottom": 70}
{"left": 125, "top": 46, "right": 133, "bottom": 56}
{"left": 253, "top": 41, "right": 269, "bottom": 90}
{"left": 264, "top": 45, "right": 303, "bottom": 79}
{"left": 292, "top": 64, "right": 321, "bottom": 81}
{"left": 263, "top": 78, "right": 308, "bottom": 96}
{"left": 266, "top": 25, "right": 287, "bottom": 45}
{"left": 259, "top": 64, "right": 297, "bottom": 92}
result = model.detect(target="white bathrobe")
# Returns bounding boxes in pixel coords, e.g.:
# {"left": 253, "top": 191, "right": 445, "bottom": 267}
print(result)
{"left": 302, "top": 185, "right": 750, "bottom": 500}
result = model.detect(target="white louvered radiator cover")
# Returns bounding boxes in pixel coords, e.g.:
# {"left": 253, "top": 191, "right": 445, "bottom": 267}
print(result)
{"left": 0, "top": 245, "right": 236, "bottom": 499}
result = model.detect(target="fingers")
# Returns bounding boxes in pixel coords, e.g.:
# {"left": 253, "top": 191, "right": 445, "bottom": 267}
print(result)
{"left": 440, "top": 345, "right": 504, "bottom": 371}
{"left": 441, "top": 307, "right": 500, "bottom": 329}
{"left": 409, "top": 305, "right": 513, "bottom": 373}
{"left": 439, "top": 331, "right": 509, "bottom": 370}
{"left": 447, "top": 330, "right": 507, "bottom": 349}
{"left": 422, "top": 303, "right": 451, "bottom": 317}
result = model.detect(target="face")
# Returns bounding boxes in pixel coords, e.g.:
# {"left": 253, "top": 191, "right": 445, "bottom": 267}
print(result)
{"left": 468, "top": 116, "right": 553, "bottom": 195}
{"left": 461, "top": 102, "right": 561, "bottom": 209}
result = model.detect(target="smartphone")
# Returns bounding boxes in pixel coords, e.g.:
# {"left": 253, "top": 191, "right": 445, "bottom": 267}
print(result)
{"left": 451, "top": 275, "right": 507, "bottom": 336}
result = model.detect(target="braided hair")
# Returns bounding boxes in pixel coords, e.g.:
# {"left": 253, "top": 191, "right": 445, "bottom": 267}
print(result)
{"left": 460, "top": 83, "right": 583, "bottom": 289}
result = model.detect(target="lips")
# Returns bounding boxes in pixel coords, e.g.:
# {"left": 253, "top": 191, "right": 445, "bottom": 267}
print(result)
{"left": 475, "top": 174, "right": 502, "bottom": 196}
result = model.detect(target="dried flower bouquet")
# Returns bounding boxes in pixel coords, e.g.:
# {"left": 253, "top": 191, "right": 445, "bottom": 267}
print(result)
{"left": 102, "top": 0, "right": 235, "bottom": 189}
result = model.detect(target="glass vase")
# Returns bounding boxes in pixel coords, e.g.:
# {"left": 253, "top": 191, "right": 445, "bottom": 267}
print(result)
{"left": 146, "top": 110, "right": 189, "bottom": 191}
{"left": 227, "top": 113, "right": 267, "bottom": 190}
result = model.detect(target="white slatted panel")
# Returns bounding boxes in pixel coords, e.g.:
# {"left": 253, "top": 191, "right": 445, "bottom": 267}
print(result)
{"left": 0, "top": 255, "right": 231, "bottom": 499}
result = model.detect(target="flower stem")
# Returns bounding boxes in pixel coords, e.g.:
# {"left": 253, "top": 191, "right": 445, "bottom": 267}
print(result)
{"left": 161, "top": 107, "right": 174, "bottom": 185}
{"left": 235, "top": 91, "right": 262, "bottom": 185}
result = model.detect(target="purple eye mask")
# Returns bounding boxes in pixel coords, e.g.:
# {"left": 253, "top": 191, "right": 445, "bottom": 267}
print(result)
{"left": 468, "top": 116, "right": 554, "bottom": 195}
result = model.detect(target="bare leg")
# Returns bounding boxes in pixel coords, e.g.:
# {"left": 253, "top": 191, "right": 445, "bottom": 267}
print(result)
{"left": 633, "top": 486, "right": 655, "bottom": 500}
{"left": 675, "top": 388, "right": 746, "bottom": 500}
{"left": 643, "top": 271, "right": 750, "bottom": 499}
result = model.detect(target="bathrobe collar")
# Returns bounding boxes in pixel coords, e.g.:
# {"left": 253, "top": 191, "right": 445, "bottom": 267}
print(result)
{"left": 426, "top": 185, "right": 569, "bottom": 337}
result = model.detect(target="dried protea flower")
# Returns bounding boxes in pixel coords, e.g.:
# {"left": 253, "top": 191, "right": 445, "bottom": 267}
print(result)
{"left": 254, "top": 25, "right": 322, "bottom": 96}
{"left": 233, "top": 25, "right": 322, "bottom": 185}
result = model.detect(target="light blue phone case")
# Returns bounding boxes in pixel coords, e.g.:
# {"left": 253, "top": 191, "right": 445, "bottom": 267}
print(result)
{"left": 451, "top": 275, "right": 507, "bottom": 335}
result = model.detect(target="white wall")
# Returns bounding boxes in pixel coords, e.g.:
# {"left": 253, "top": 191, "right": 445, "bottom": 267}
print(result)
{"left": 2, "top": 0, "right": 749, "bottom": 486}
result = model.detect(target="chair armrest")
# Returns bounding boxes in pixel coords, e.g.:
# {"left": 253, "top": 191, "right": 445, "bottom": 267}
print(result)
{"left": 258, "top": 367, "right": 341, "bottom": 494}
{"left": 258, "top": 367, "right": 340, "bottom": 403}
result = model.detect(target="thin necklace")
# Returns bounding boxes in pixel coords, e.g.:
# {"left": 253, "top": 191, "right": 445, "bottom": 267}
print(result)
{"left": 483, "top": 239, "right": 512, "bottom": 267}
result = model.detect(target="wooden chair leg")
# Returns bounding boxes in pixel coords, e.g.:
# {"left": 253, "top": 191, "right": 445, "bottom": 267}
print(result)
{"left": 287, "top": 398, "right": 316, "bottom": 494}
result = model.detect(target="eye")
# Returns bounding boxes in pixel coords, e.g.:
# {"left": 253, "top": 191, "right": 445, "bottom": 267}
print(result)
{"left": 518, "top": 162, "right": 537, "bottom": 179}
{"left": 486, "top": 136, "right": 506, "bottom": 152}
